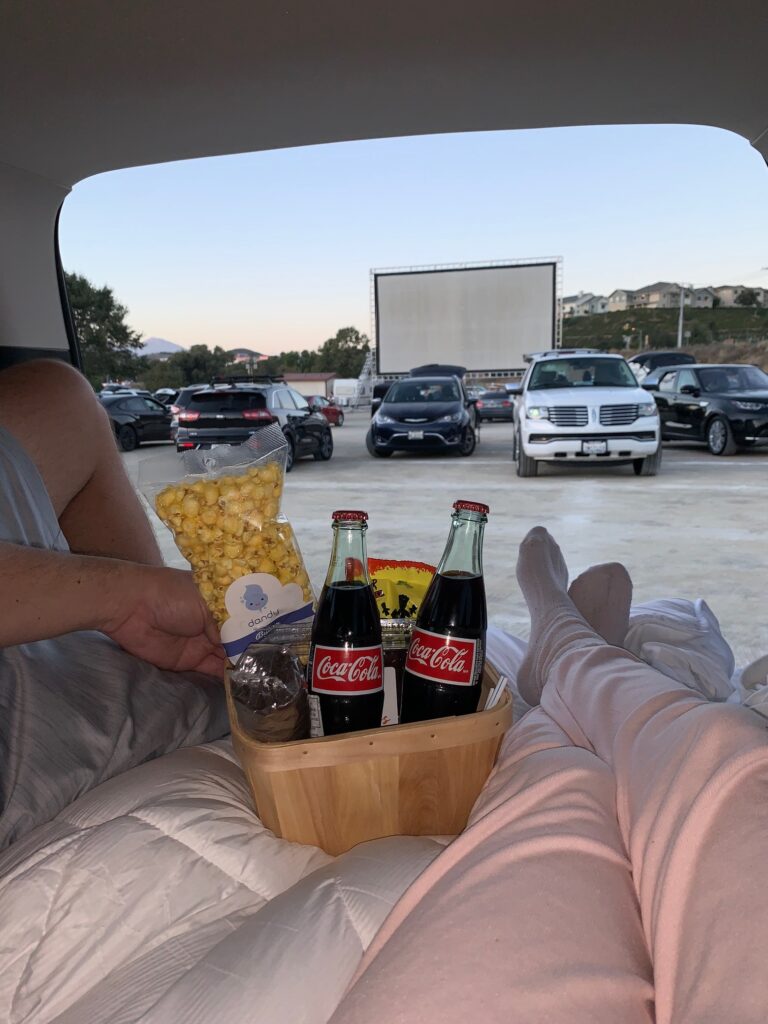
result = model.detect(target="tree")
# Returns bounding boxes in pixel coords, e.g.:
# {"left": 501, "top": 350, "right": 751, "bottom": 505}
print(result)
{"left": 65, "top": 272, "right": 143, "bottom": 388}
{"left": 316, "top": 326, "right": 370, "bottom": 377}
{"left": 736, "top": 288, "right": 761, "bottom": 307}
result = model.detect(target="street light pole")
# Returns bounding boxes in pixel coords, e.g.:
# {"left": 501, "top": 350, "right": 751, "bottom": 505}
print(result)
{"left": 676, "top": 283, "right": 686, "bottom": 348}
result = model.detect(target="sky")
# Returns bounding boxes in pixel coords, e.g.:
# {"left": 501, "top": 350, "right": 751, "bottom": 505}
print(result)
{"left": 59, "top": 124, "right": 768, "bottom": 355}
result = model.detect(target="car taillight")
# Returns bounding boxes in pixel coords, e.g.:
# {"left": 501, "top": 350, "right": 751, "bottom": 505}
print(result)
{"left": 170, "top": 404, "right": 180, "bottom": 415}
{"left": 502, "top": 400, "right": 511, "bottom": 407}
{"left": 243, "top": 409, "right": 272, "bottom": 421}
{"left": 177, "top": 442, "right": 195, "bottom": 449}
{"left": 178, "top": 411, "right": 200, "bottom": 422}
{"left": 476, "top": 401, "right": 484, "bottom": 408}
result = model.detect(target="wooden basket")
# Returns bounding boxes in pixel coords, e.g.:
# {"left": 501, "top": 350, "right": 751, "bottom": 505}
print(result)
{"left": 225, "top": 662, "right": 512, "bottom": 855}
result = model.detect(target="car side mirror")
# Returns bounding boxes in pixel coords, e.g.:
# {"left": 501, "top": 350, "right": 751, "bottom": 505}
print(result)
{"left": 467, "top": 396, "right": 478, "bottom": 405}
{"left": 505, "top": 382, "right": 522, "bottom": 396}
{"left": 309, "top": 401, "right": 320, "bottom": 412}
{"left": 371, "top": 397, "right": 382, "bottom": 414}
{"left": 679, "top": 384, "right": 700, "bottom": 396}
{"left": 641, "top": 381, "right": 657, "bottom": 392}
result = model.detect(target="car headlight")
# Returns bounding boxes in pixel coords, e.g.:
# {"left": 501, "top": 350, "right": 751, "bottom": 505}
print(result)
{"left": 376, "top": 413, "right": 396, "bottom": 424}
{"left": 637, "top": 402, "right": 659, "bottom": 417}
{"left": 439, "top": 412, "right": 462, "bottom": 423}
{"left": 526, "top": 406, "right": 550, "bottom": 420}
{"left": 732, "top": 401, "right": 764, "bottom": 411}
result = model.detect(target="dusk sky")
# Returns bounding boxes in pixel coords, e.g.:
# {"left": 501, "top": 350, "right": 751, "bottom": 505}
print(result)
{"left": 59, "top": 124, "right": 768, "bottom": 355}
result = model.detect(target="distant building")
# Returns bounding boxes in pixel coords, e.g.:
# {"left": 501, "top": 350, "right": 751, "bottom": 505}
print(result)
{"left": 562, "top": 292, "right": 609, "bottom": 317}
{"left": 688, "top": 286, "right": 716, "bottom": 308}
{"left": 607, "top": 289, "right": 636, "bottom": 312}
{"left": 282, "top": 371, "right": 337, "bottom": 398}
{"left": 713, "top": 285, "right": 765, "bottom": 307}
{"left": 229, "top": 347, "right": 268, "bottom": 366}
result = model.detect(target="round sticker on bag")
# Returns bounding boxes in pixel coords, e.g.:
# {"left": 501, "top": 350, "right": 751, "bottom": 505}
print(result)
{"left": 220, "top": 572, "right": 314, "bottom": 657}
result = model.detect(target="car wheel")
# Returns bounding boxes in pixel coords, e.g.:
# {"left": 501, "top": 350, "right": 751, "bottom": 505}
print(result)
{"left": 632, "top": 445, "right": 663, "bottom": 477}
{"left": 337, "top": 411, "right": 344, "bottom": 427}
{"left": 117, "top": 424, "right": 138, "bottom": 452}
{"left": 706, "top": 416, "right": 737, "bottom": 456}
{"left": 366, "top": 429, "right": 392, "bottom": 457}
{"left": 515, "top": 431, "right": 538, "bottom": 477}
{"left": 284, "top": 434, "right": 296, "bottom": 472}
{"left": 314, "top": 430, "right": 334, "bottom": 461}
{"left": 458, "top": 426, "right": 476, "bottom": 456}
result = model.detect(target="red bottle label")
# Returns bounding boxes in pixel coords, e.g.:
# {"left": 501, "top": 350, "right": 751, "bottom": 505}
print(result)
{"left": 310, "top": 644, "right": 384, "bottom": 695}
{"left": 404, "top": 628, "right": 477, "bottom": 687}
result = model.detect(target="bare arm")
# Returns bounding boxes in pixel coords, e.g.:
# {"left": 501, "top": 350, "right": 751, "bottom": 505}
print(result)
{"left": 0, "top": 542, "right": 225, "bottom": 678}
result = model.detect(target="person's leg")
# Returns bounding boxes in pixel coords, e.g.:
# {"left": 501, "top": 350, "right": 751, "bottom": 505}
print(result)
{"left": 518, "top": 528, "right": 768, "bottom": 1024}
{"left": 0, "top": 360, "right": 162, "bottom": 564}
{"left": 331, "top": 708, "right": 654, "bottom": 1024}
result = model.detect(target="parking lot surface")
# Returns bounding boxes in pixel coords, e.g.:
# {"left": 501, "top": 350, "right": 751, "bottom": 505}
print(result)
{"left": 124, "top": 409, "right": 768, "bottom": 667}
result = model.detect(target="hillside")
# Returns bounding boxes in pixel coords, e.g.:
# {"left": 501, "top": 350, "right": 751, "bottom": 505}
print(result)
{"left": 562, "top": 307, "right": 768, "bottom": 371}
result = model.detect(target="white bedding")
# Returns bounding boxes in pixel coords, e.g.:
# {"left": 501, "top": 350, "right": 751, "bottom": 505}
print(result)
{"left": 0, "top": 602, "right": 752, "bottom": 1024}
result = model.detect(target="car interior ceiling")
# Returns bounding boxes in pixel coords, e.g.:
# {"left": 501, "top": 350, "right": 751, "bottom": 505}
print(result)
{"left": 0, "top": 3, "right": 767, "bottom": 369}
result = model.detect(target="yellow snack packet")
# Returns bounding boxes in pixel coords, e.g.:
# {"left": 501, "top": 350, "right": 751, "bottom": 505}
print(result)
{"left": 368, "top": 558, "right": 436, "bottom": 621}
{"left": 141, "top": 425, "right": 314, "bottom": 661}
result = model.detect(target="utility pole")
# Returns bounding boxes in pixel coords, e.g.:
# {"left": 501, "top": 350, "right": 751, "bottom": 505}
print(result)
{"left": 676, "top": 283, "right": 686, "bottom": 348}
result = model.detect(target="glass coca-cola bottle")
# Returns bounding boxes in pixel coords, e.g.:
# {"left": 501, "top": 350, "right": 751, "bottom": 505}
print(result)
{"left": 308, "top": 510, "right": 384, "bottom": 735}
{"left": 399, "top": 500, "right": 488, "bottom": 723}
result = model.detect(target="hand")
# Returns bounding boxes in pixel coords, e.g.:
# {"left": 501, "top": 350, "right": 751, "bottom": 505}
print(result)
{"left": 103, "top": 564, "right": 226, "bottom": 678}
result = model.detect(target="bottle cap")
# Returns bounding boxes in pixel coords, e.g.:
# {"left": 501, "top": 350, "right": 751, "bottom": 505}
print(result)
{"left": 453, "top": 500, "right": 489, "bottom": 515}
{"left": 332, "top": 509, "right": 369, "bottom": 522}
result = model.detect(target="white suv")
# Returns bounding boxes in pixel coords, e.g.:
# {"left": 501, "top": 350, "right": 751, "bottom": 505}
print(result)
{"left": 510, "top": 350, "right": 662, "bottom": 477}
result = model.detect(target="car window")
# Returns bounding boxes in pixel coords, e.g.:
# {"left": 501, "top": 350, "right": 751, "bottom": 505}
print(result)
{"left": 676, "top": 370, "right": 698, "bottom": 391}
{"left": 386, "top": 380, "right": 460, "bottom": 403}
{"left": 528, "top": 357, "right": 637, "bottom": 389}
{"left": 186, "top": 391, "right": 267, "bottom": 412}
{"left": 313, "top": 396, "right": 328, "bottom": 408}
{"left": 289, "top": 389, "right": 310, "bottom": 411}
{"left": 698, "top": 365, "right": 768, "bottom": 392}
{"left": 124, "top": 397, "right": 149, "bottom": 413}
{"left": 657, "top": 372, "right": 677, "bottom": 392}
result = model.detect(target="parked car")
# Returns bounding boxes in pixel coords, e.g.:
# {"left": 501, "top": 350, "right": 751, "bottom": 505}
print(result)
{"left": 627, "top": 350, "right": 696, "bottom": 381}
{"left": 366, "top": 374, "right": 477, "bottom": 457}
{"left": 175, "top": 382, "right": 334, "bottom": 469}
{"left": 306, "top": 394, "right": 344, "bottom": 426}
{"left": 100, "top": 393, "right": 173, "bottom": 451}
{"left": 509, "top": 350, "right": 661, "bottom": 477}
{"left": 475, "top": 388, "right": 514, "bottom": 422}
{"left": 643, "top": 363, "right": 768, "bottom": 455}
{"left": 153, "top": 387, "right": 180, "bottom": 406}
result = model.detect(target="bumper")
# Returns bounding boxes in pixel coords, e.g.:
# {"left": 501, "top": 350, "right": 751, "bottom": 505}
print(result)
{"left": 730, "top": 414, "right": 768, "bottom": 444}
{"left": 477, "top": 409, "right": 515, "bottom": 421}
{"left": 371, "top": 424, "right": 464, "bottom": 451}
{"left": 521, "top": 427, "right": 659, "bottom": 461}
{"left": 176, "top": 426, "right": 266, "bottom": 449}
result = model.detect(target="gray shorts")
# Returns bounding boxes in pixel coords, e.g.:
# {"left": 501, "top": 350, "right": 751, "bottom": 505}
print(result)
{"left": 0, "top": 426, "right": 228, "bottom": 848}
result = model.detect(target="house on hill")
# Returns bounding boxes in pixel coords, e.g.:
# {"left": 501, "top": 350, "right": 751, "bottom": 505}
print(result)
{"left": 229, "top": 347, "right": 267, "bottom": 366}
{"left": 607, "top": 289, "right": 636, "bottom": 312}
{"left": 562, "top": 292, "right": 609, "bottom": 316}
{"left": 714, "top": 285, "right": 765, "bottom": 307}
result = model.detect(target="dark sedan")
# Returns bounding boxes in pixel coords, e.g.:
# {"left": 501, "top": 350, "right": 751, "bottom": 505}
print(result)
{"left": 475, "top": 388, "right": 514, "bottom": 422}
{"left": 366, "top": 375, "right": 477, "bottom": 457}
{"left": 644, "top": 363, "right": 768, "bottom": 455}
{"left": 100, "top": 393, "right": 173, "bottom": 451}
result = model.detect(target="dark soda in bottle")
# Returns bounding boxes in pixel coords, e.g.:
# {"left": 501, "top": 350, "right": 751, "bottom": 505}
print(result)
{"left": 399, "top": 500, "right": 488, "bottom": 723}
{"left": 308, "top": 510, "right": 384, "bottom": 735}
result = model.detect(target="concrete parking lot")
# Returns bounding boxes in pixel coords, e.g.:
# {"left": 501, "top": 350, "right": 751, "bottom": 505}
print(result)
{"left": 123, "top": 409, "right": 768, "bottom": 667}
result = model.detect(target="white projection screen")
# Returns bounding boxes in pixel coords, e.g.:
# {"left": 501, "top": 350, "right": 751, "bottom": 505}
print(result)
{"left": 374, "top": 262, "right": 558, "bottom": 374}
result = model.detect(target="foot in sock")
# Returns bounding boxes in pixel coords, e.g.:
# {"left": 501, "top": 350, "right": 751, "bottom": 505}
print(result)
{"left": 568, "top": 563, "right": 633, "bottom": 647}
{"left": 515, "top": 529, "right": 630, "bottom": 707}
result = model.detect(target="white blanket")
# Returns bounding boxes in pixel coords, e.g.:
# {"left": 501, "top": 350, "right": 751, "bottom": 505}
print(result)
{"left": 0, "top": 599, "right": 758, "bottom": 1024}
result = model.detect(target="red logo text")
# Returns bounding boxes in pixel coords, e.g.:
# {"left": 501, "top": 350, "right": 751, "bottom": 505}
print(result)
{"left": 405, "top": 629, "right": 477, "bottom": 686}
{"left": 311, "top": 644, "right": 384, "bottom": 695}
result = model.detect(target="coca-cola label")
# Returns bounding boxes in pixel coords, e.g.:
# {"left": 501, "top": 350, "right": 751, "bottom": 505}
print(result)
{"left": 404, "top": 628, "right": 477, "bottom": 687}
{"left": 310, "top": 644, "right": 384, "bottom": 695}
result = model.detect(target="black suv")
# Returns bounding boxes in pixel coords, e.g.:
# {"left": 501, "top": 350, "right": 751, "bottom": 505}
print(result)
{"left": 175, "top": 379, "right": 334, "bottom": 470}
{"left": 366, "top": 373, "right": 477, "bottom": 457}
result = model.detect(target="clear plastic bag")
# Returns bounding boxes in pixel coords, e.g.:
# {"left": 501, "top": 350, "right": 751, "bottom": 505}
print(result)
{"left": 229, "top": 643, "right": 310, "bottom": 742}
{"left": 140, "top": 426, "right": 314, "bottom": 660}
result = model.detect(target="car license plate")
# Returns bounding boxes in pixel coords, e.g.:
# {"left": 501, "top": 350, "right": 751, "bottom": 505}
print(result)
{"left": 582, "top": 440, "right": 608, "bottom": 455}
{"left": 408, "top": 430, "right": 424, "bottom": 440}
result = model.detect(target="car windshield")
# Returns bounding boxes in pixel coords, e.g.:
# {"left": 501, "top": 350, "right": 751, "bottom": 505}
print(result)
{"left": 528, "top": 357, "right": 637, "bottom": 390}
{"left": 386, "top": 380, "right": 461, "bottom": 403}
{"left": 697, "top": 366, "right": 768, "bottom": 392}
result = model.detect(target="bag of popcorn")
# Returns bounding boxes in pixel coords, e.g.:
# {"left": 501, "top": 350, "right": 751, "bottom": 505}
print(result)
{"left": 141, "top": 425, "right": 314, "bottom": 661}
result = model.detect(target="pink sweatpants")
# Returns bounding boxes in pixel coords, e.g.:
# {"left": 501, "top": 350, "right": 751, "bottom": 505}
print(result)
{"left": 331, "top": 639, "right": 768, "bottom": 1024}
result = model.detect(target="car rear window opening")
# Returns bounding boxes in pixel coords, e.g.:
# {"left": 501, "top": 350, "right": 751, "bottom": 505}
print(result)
{"left": 187, "top": 391, "right": 267, "bottom": 411}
